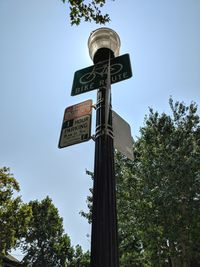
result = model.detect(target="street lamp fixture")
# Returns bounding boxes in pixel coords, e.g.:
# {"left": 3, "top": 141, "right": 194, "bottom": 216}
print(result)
{"left": 88, "top": 27, "right": 121, "bottom": 63}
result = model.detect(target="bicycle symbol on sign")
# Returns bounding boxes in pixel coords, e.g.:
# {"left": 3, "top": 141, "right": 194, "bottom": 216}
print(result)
{"left": 79, "top": 62, "right": 123, "bottom": 85}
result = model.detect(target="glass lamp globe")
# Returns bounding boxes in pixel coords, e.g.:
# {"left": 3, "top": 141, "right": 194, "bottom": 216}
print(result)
{"left": 88, "top": 27, "right": 121, "bottom": 62}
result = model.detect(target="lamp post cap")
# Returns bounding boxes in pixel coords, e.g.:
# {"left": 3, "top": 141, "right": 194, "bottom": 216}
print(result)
{"left": 88, "top": 27, "right": 121, "bottom": 61}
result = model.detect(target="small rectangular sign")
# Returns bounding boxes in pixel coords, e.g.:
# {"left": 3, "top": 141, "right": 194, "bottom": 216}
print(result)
{"left": 64, "top": 99, "right": 92, "bottom": 120}
{"left": 58, "top": 100, "right": 92, "bottom": 148}
{"left": 112, "top": 111, "right": 134, "bottom": 161}
{"left": 71, "top": 53, "right": 132, "bottom": 96}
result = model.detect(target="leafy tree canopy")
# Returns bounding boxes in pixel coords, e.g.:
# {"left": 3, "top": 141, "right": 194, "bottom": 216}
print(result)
{"left": 82, "top": 98, "right": 200, "bottom": 267}
{"left": 116, "top": 98, "right": 200, "bottom": 266}
{"left": 61, "top": 0, "right": 113, "bottom": 25}
{"left": 0, "top": 167, "right": 32, "bottom": 263}
{"left": 68, "top": 245, "right": 90, "bottom": 266}
{"left": 21, "top": 196, "right": 73, "bottom": 267}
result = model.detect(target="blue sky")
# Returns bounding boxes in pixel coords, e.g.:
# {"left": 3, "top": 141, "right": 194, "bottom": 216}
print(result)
{"left": 0, "top": 0, "right": 200, "bottom": 258}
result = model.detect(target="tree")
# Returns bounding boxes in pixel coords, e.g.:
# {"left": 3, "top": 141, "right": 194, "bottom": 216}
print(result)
{"left": 68, "top": 245, "right": 90, "bottom": 267}
{"left": 116, "top": 98, "right": 200, "bottom": 266}
{"left": 82, "top": 98, "right": 200, "bottom": 266}
{"left": 21, "top": 196, "right": 73, "bottom": 267}
{"left": 137, "top": 98, "right": 200, "bottom": 266}
{"left": 115, "top": 153, "right": 149, "bottom": 267}
{"left": 61, "top": 0, "right": 113, "bottom": 25}
{"left": 0, "top": 167, "right": 31, "bottom": 264}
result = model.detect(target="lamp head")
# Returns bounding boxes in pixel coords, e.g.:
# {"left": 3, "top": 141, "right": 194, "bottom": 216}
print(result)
{"left": 88, "top": 27, "right": 121, "bottom": 63}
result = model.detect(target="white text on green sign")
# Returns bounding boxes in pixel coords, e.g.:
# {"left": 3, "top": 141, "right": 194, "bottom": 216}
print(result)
{"left": 71, "top": 54, "right": 132, "bottom": 96}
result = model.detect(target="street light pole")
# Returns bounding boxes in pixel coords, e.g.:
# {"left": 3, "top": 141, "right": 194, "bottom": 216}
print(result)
{"left": 88, "top": 28, "right": 121, "bottom": 267}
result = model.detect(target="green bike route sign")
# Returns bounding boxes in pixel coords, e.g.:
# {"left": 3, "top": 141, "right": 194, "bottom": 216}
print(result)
{"left": 71, "top": 53, "right": 132, "bottom": 96}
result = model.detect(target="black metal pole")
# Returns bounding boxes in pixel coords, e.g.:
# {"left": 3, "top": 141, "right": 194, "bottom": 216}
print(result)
{"left": 90, "top": 48, "right": 119, "bottom": 267}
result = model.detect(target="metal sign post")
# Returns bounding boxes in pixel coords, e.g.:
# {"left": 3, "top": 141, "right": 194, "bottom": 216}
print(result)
{"left": 60, "top": 27, "right": 133, "bottom": 267}
{"left": 88, "top": 28, "right": 121, "bottom": 267}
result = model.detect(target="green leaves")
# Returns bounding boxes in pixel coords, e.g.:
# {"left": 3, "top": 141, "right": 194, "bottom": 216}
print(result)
{"left": 82, "top": 98, "right": 200, "bottom": 266}
{"left": 21, "top": 196, "right": 72, "bottom": 267}
{"left": 68, "top": 245, "right": 90, "bottom": 266}
{"left": 0, "top": 167, "right": 32, "bottom": 261}
{"left": 62, "top": 0, "right": 112, "bottom": 25}
{"left": 0, "top": 168, "right": 89, "bottom": 266}
{"left": 132, "top": 98, "right": 200, "bottom": 265}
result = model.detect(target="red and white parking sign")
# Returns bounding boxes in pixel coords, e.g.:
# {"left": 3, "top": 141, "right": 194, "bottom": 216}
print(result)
{"left": 58, "top": 100, "right": 92, "bottom": 148}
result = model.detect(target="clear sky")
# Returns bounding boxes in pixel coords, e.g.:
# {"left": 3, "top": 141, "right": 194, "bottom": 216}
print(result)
{"left": 0, "top": 0, "right": 200, "bottom": 258}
